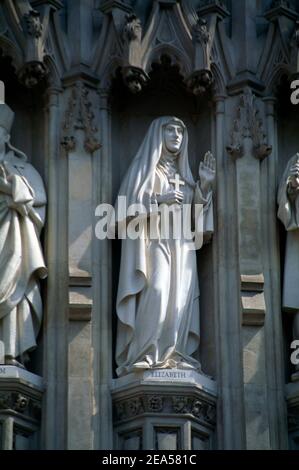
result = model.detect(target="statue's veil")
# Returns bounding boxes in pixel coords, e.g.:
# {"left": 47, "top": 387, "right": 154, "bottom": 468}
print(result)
{"left": 7, "top": 141, "right": 28, "bottom": 161}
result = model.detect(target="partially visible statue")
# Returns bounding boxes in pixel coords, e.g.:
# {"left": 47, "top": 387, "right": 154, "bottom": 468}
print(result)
{"left": 278, "top": 153, "right": 299, "bottom": 377}
{"left": 0, "top": 104, "right": 47, "bottom": 368}
{"left": 113, "top": 116, "right": 215, "bottom": 377}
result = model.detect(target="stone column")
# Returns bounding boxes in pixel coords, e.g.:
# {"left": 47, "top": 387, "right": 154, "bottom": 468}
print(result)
{"left": 42, "top": 86, "right": 68, "bottom": 450}
{"left": 234, "top": 91, "right": 270, "bottom": 450}
{"left": 92, "top": 88, "right": 113, "bottom": 450}
{"left": 226, "top": 89, "right": 285, "bottom": 449}
{"left": 214, "top": 95, "right": 246, "bottom": 450}
{"left": 262, "top": 97, "right": 288, "bottom": 449}
{"left": 2, "top": 417, "right": 13, "bottom": 450}
{"left": 63, "top": 81, "right": 99, "bottom": 450}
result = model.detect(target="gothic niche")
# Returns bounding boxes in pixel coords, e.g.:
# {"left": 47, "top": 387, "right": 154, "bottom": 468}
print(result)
{"left": 110, "top": 55, "right": 216, "bottom": 379}
{"left": 0, "top": 52, "right": 48, "bottom": 377}
{"left": 276, "top": 74, "right": 299, "bottom": 384}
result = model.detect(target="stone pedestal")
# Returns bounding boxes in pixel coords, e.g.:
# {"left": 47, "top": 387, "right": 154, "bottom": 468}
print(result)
{"left": 111, "top": 369, "right": 217, "bottom": 450}
{"left": 0, "top": 366, "right": 43, "bottom": 450}
{"left": 286, "top": 379, "right": 299, "bottom": 450}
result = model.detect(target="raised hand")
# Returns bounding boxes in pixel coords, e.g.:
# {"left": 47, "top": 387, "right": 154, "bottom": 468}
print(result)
{"left": 288, "top": 159, "right": 299, "bottom": 189}
{"left": 198, "top": 151, "right": 216, "bottom": 194}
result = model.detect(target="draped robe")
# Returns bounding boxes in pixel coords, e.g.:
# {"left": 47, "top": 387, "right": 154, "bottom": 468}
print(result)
{"left": 278, "top": 154, "right": 299, "bottom": 312}
{"left": 0, "top": 150, "right": 47, "bottom": 359}
{"left": 114, "top": 117, "right": 213, "bottom": 377}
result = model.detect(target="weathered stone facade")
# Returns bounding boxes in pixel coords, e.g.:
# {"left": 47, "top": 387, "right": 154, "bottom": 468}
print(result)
{"left": 0, "top": 0, "right": 298, "bottom": 450}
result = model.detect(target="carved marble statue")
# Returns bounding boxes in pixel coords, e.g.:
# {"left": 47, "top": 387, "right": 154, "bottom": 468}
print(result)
{"left": 0, "top": 104, "right": 47, "bottom": 368}
{"left": 278, "top": 153, "right": 299, "bottom": 375}
{"left": 114, "top": 116, "right": 215, "bottom": 377}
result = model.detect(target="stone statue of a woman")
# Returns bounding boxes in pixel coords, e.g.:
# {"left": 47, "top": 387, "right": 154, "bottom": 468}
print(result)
{"left": 278, "top": 153, "right": 299, "bottom": 378}
{"left": 113, "top": 116, "right": 215, "bottom": 377}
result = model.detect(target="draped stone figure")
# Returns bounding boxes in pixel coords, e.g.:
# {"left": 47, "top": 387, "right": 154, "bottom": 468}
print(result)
{"left": 278, "top": 153, "right": 299, "bottom": 375}
{"left": 0, "top": 104, "right": 47, "bottom": 368}
{"left": 113, "top": 116, "right": 215, "bottom": 377}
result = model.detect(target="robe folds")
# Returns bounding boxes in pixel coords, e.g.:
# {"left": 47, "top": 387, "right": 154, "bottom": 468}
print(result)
{"left": 278, "top": 154, "right": 299, "bottom": 312}
{"left": 113, "top": 117, "right": 213, "bottom": 377}
{"left": 0, "top": 150, "right": 47, "bottom": 359}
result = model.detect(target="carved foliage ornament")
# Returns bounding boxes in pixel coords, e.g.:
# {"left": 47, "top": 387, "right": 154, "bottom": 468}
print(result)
{"left": 193, "top": 18, "right": 211, "bottom": 45}
{"left": 0, "top": 391, "right": 41, "bottom": 419}
{"left": 61, "top": 82, "right": 101, "bottom": 154}
{"left": 24, "top": 10, "right": 43, "bottom": 39}
{"left": 186, "top": 70, "right": 214, "bottom": 96}
{"left": 123, "top": 14, "right": 142, "bottom": 42}
{"left": 114, "top": 394, "right": 216, "bottom": 426}
{"left": 227, "top": 89, "right": 272, "bottom": 161}
{"left": 18, "top": 61, "right": 48, "bottom": 89}
{"left": 122, "top": 66, "right": 150, "bottom": 94}
{"left": 173, "top": 396, "right": 216, "bottom": 424}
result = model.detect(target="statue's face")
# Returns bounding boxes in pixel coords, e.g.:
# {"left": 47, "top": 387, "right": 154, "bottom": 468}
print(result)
{"left": 163, "top": 123, "right": 184, "bottom": 154}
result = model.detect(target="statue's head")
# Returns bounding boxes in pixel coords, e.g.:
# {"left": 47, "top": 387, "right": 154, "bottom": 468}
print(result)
{"left": 0, "top": 104, "right": 14, "bottom": 149}
{"left": 162, "top": 118, "right": 185, "bottom": 155}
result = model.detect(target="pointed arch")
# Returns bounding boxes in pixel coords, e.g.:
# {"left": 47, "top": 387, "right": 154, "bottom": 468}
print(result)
{"left": 144, "top": 44, "right": 192, "bottom": 78}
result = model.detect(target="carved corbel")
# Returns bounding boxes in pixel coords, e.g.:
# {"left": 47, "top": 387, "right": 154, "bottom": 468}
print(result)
{"left": 61, "top": 82, "right": 101, "bottom": 154}
{"left": 14, "top": 1, "right": 60, "bottom": 88}
{"left": 187, "top": 18, "right": 214, "bottom": 95}
{"left": 186, "top": 2, "right": 229, "bottom": 95}
{"left": 17, "top": 8, "right": 47, "bottom": 87}
{"left": 121, "top": 14, "right": 149, "bottom": 93}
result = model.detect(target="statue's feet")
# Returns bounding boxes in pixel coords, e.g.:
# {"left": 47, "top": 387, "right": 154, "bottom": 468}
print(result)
{"left": 5, "top": 356, "right": 26, "bottom": 369}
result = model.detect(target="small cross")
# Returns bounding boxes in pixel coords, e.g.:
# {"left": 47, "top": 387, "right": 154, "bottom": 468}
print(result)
{"left": 169, "top": 173, "right": 185, "bottom": 192}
